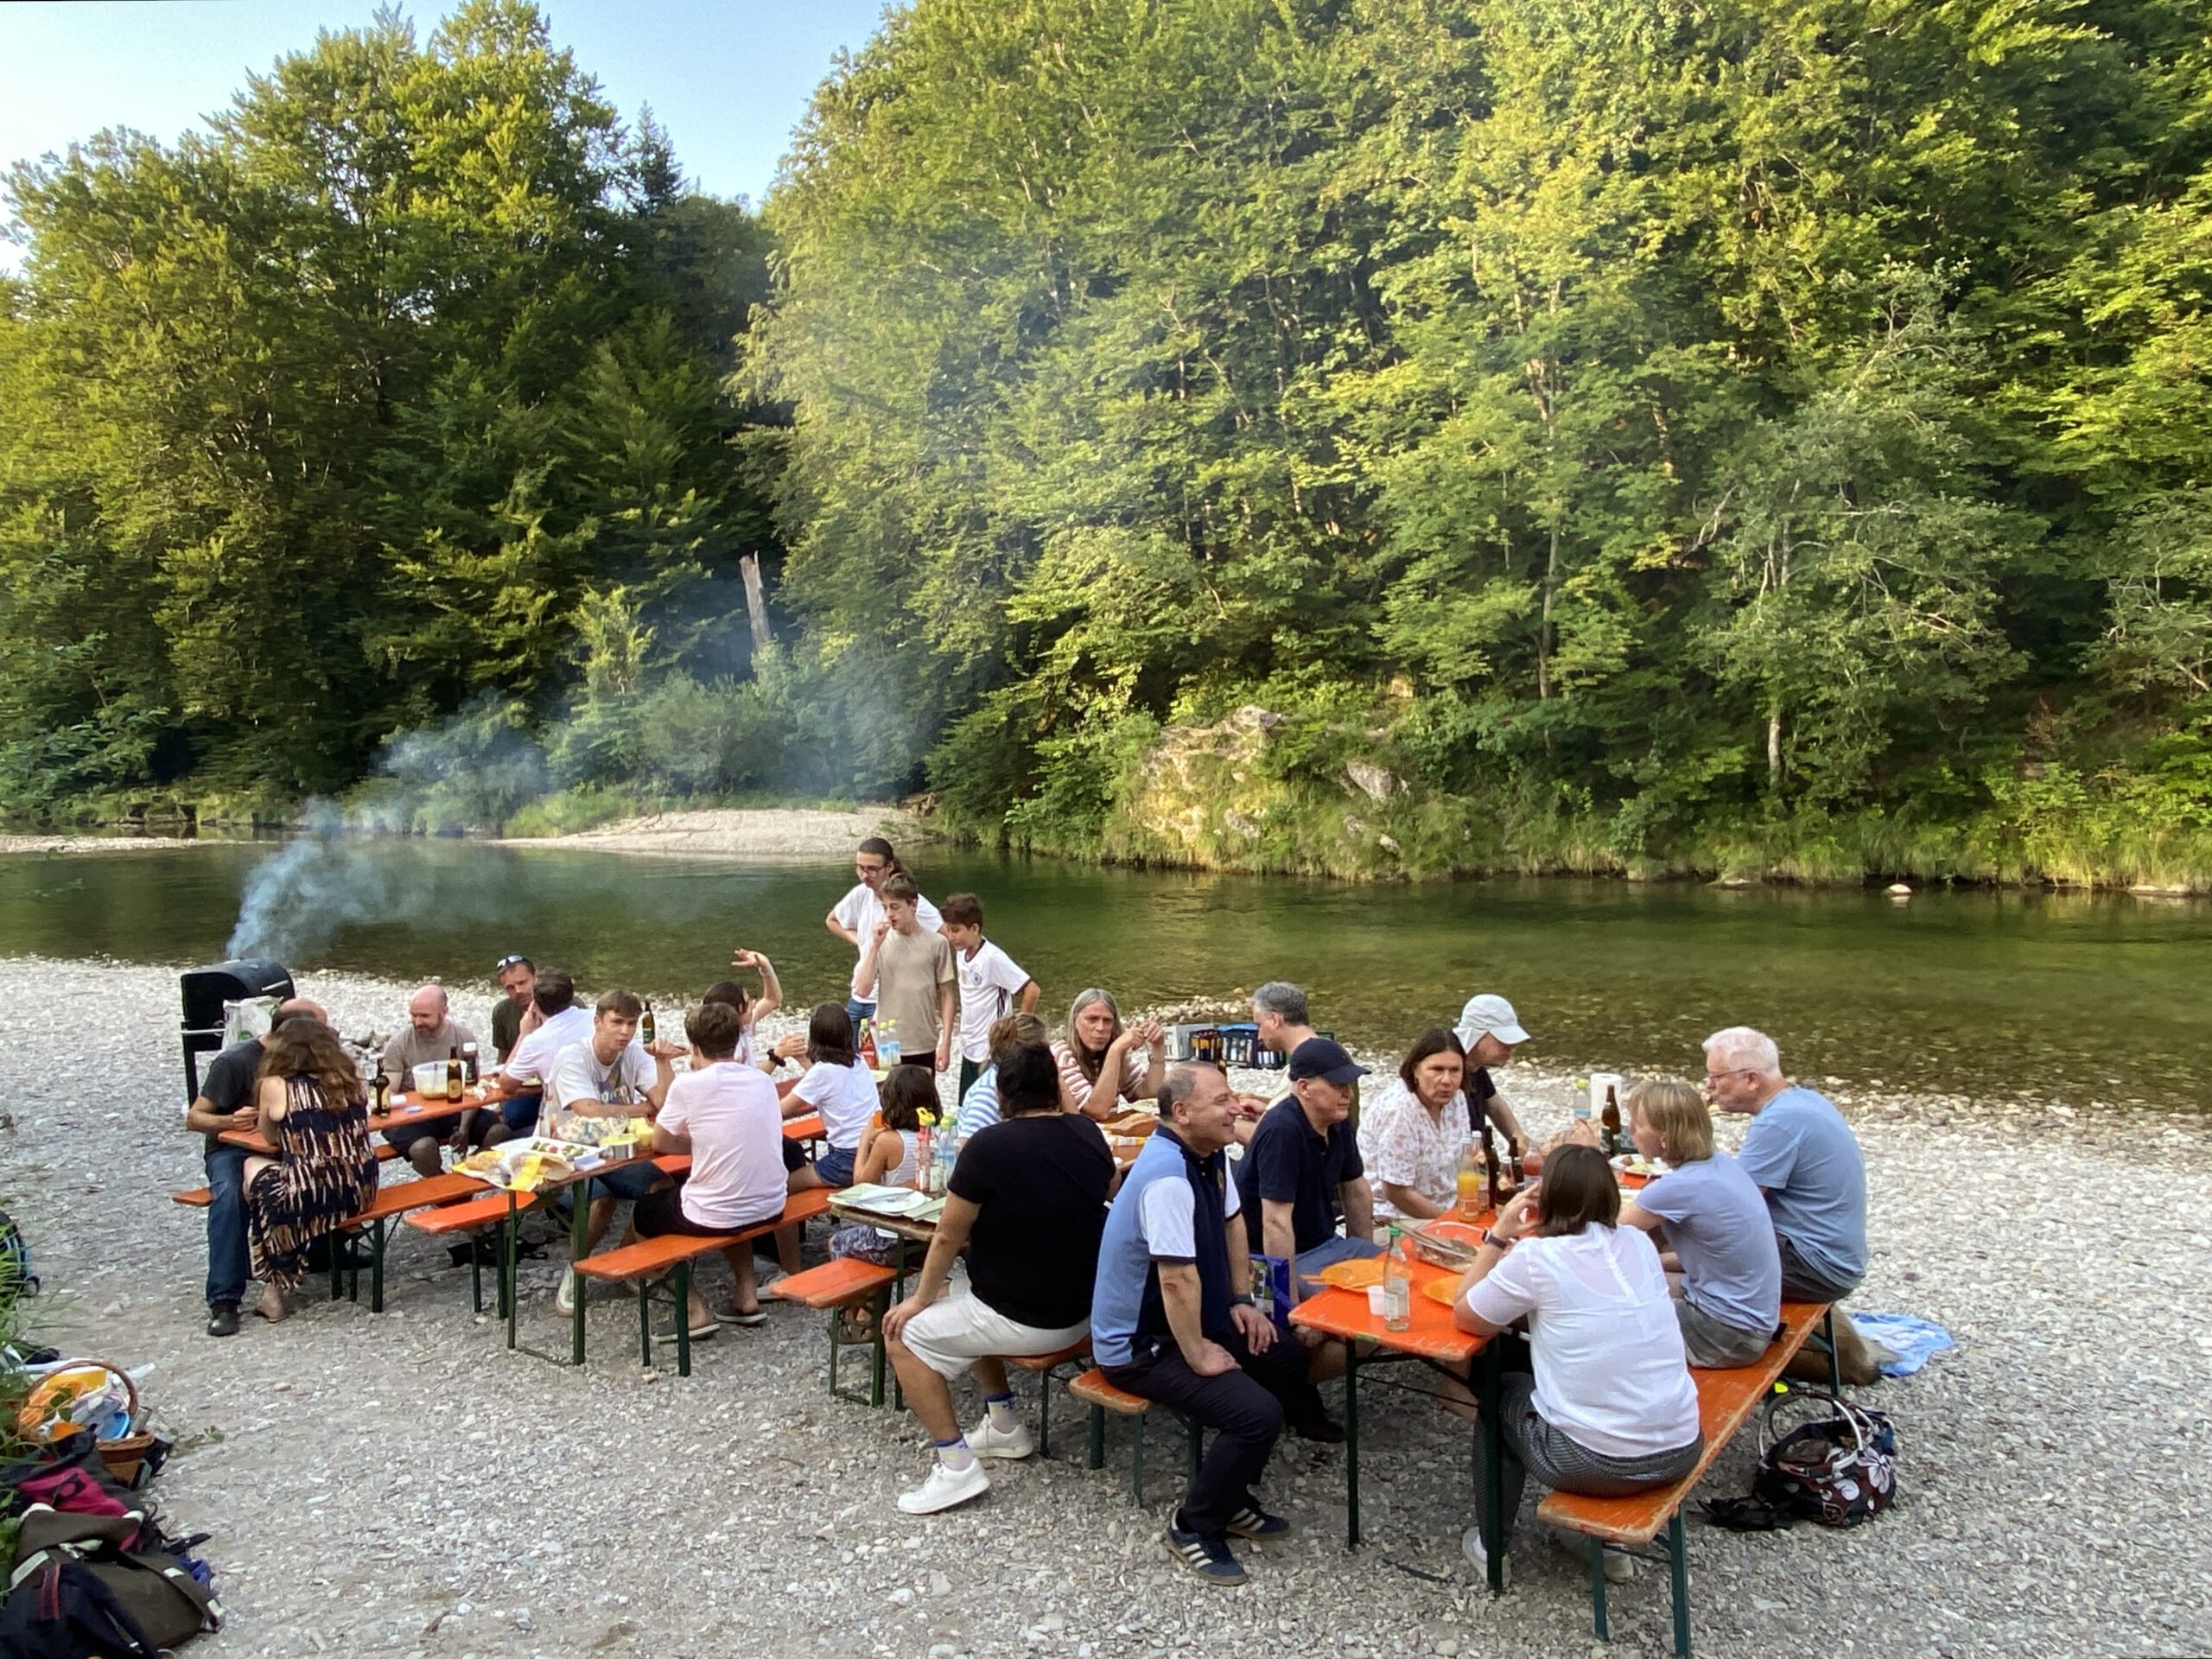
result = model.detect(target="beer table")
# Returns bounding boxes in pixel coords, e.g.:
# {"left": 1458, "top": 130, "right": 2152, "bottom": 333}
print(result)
{"left": 1288, "top": 1226, "right": 1510, "bottom": 1594}
{"left": 218, "top": 1086, "right": 495, "bottom": 1155}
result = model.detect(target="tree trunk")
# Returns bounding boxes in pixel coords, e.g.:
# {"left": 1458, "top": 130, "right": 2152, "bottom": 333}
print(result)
{"left": 1767, "top": 708, "right": 1783, "bottom": 791}
{"left": 739, "top": 554, "right": 773, "bottom": 657}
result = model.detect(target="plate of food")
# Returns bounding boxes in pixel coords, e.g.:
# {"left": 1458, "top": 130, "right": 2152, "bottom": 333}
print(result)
{"left": 1611, "top": 1153, "right": 1668, "bottom": 1180}
{"left": 1317, "top": 1257, "right": 1387, "bottom": 1291}
{"left": 1405, "top": 1217, "right": 1487, "bottom": 1269}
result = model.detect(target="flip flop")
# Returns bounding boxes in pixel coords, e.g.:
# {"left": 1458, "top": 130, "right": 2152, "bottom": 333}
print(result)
{"left": 715, "top": 1306, "right": 768, "bottom": 1326}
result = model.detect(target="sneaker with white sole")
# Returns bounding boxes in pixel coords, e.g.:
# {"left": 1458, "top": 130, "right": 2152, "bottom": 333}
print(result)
{"left": 555, "top": 1267, "right": 577, "bottom": 1315}
{"left": 897, "top": 1458, "right": 990, "bottom": 1515}
{"left": 1551, "top": 1525, "right": 1635, "bottom": 1583}
{"left": 1224, "top": 1505, "right": 1293, "bottom": 1541}
{"left": 1461, "top": 1525, "right": 1512, "bottom": 1588}
{"left": 967, "top": 1416, "right": 1034, "bottom": 1460}
{"left": 1164, "top": 1525, "right": 1248, "bottom": 1586}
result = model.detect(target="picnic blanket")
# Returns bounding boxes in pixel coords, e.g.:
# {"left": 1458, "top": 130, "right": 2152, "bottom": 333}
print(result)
{"left": 1850, "top": 1312, "right": 1955, "bottom": 1377}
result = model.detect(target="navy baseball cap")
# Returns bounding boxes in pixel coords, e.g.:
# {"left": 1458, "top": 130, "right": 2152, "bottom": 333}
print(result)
{"left": 1288, "top": 1037, "right": 1370, "bottom": 1085}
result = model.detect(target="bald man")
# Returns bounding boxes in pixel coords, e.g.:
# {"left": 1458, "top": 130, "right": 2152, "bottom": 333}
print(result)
{"left": 380, "top": 984, "right": 481, "bottom": 1176}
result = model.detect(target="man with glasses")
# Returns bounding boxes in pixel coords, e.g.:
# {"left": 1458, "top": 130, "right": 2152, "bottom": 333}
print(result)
{"left": 824, "top": 837, "right": 941, "bottom": 1027}
{"left": 491, "top": 955, "right": 537, "bottom": 1064}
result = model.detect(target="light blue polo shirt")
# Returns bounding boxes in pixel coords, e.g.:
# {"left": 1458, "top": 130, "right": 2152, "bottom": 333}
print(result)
{"left": 1735, "top": 1085, "right": 1867, "bottom": 1290}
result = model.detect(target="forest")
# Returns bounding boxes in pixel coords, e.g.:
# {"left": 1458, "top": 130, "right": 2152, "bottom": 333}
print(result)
{"left": 3, "top": 0, "right": 2210, "bottom": 885}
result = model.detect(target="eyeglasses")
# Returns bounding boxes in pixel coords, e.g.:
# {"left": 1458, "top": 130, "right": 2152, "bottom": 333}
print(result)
{"left": 494, "top": 955, "right": 531, "bottom": 972}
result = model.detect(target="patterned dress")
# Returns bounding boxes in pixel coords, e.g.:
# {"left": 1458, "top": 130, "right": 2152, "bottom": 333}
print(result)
{"left": 246, "top": 1076, "right": 378, "bottom": 1293}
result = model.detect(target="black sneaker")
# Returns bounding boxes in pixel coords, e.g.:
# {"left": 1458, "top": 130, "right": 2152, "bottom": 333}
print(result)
{"left": 1164, "top": 1525, "right": 1249, "bottom": 1586}
{"left": 206, "top": 1302, "right": 240, "bottom": 1338}
{"left": 1224, "top": 1505, "right": 1293, "bottom": 1541}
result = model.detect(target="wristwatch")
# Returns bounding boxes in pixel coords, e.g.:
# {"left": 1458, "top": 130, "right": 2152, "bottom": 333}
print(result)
{"left": 1481, "top": 1230, "right": 1509, "bottom": 1250}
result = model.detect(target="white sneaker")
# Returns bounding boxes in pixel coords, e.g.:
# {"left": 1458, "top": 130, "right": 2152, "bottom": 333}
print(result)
{"left": 555, "top": 1267, "right": 577, "bottom": 1315}
{"left": 897, "top": 1458, "right": 990, "bottom": 1515}
{"left": 967, "top": 1415, "right": 1034, "bottom": 1460}
{"left": 1551, "top": 1525, "right": 1634, "bottom": 1582}
{"left": 1461, "top": 1525, "right": 1511, "bottom": 1588}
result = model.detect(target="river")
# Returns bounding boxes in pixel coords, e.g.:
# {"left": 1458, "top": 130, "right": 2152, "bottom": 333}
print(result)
{"left": 0, "top": 840, "right": 2202, "bottom": 1106}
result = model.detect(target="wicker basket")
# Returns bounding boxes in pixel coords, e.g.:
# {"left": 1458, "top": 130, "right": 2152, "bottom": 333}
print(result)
{"left": 19, "top": 1357, "right": 149, "bottom": 1480}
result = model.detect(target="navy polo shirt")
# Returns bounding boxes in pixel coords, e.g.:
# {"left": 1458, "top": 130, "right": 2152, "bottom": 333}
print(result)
{"left": 1237, "top": 1096, "right": 1363, "bottom": 1255}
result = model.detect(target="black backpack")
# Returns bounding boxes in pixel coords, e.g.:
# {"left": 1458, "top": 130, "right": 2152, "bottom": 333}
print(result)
{"left": 0, "top": 1507, "right": 221, "bottom": 1658}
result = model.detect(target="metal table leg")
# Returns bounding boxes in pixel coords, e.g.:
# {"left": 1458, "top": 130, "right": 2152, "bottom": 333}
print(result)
{"left": 1344, "top": 1340, "right": 1362, "bottom": 1548}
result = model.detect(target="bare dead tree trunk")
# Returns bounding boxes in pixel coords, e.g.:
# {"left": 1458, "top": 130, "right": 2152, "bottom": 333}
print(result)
{"left": 739, "top": 554, "right": 772, "bottom": 657}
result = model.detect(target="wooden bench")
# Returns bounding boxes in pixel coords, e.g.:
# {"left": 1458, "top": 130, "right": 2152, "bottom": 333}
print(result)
{"left": 1537, "top": 1300, "right": 1838, "bottom": 1658}
{"left": 1005, "top": 1338, "right": 1091, "bottom": 1459}
{"left": 329, "top": 1172, "right": 487, "bottom": 1313}
{"left": 769, "top": 1254, "right": 902, "bottom": 1405}
{"left": 572, "top": 1187, "right": 836, "bottom": 1376}
{"left": 403, "top": 1188, "right": 543, "bottom": 1314}
{"left": 1069, "top": 1366, "right": 1204, "bottom": 1505}
{"left": 173, "top": 1143, "right": 404, "bottom": 1206}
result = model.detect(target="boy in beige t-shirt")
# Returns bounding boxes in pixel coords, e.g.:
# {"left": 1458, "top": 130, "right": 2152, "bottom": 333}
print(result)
{"left": 855, "top": 873, "right": 958, "bottom": 1071}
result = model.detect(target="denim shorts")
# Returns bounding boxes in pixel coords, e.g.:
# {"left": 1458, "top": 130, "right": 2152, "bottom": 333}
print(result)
{"left": 588, "top": 1160, "right": 664, "bottom": 1203}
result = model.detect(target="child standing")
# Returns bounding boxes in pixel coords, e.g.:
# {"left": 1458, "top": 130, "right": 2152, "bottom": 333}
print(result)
{"left": 938, "top": 892, "right": 1039, "bottom": 1099}
{"left": 855, "top": 874, "right": 958, "bottom": 1074}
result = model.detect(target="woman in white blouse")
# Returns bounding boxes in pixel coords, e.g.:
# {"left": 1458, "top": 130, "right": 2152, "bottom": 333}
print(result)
{"left": 1451, "top": 1143, "right": 1703, "bottom": 1584}
{"left": 1356, "top": 1027, "right": 1469, "bottom": 1222}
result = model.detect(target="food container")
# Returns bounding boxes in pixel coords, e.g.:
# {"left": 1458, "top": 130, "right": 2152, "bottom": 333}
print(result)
{"left": 1217, "top": 1023, "right": 1260, "bottom": 1067}
{"left": 1404, "top": 1218, "right": 1486, "bottom": 1270}
{"left": 412, "top": 1062, "right": 454, "bottom": 1099}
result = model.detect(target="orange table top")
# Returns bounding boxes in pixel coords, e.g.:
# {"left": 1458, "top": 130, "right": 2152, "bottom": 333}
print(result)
{"left": 219, "top": 1089, "right": 493, "bottom": 1154}
{"left": 782, "top": 1113, "right": 824, "bottom": 1141}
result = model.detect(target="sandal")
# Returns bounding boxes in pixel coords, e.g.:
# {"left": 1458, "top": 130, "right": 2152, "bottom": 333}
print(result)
{"left": 716, "top": 1305, "right": 768, "bottom": 1327}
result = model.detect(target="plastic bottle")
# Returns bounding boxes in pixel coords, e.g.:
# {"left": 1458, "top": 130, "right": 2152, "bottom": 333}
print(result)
{"left": 878, "top": 1018, "right": 902, "bottom": 1069}
{"left": 1382, "top": 1227, "right": 1411, "bottom": 1332}
{"left": 914, "top": 1123, "right": 934, "bottom": 1192}
{"left": 935, "top": 1128, "right": 957, "bottom": 1195}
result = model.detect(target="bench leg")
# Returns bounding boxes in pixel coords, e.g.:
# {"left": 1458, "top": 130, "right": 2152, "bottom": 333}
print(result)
{"left": 1821, "top": 1307, "right": 1841, "bottom": 1394}
{"left": 870, "top": 1291, "right": 887, "bottom": 1408}
{"left": 1131, "top": 1414, "right": 1146, "bottom": 1507}
{"left": 569, "top": 1187, "right": 589, "bottom": 1367}
{"left": 1667, "top": 1510, "right": 1692, "bottom": 1658}
{"left": 503, "top": 1199, "right": 521, "bottom": 1349}
{"left": 829, "top": 1310, "right": 841, "bottom": 1400}
{"left": 1088, "top": 1402, "right": 1105, "bottom": 1471}
{"left": 1478, "top": 1338, "right": 1505, "bottom": 1594}
{"left": 1344, "top": 1340, "right": 1361, "bottom": 1548}
{"left": 469, "top": 1234, "right": 484, "bottom": 1316}
{"left": 638, "top": 1272, "right": 655, "bottom": 1369}
{"left": 675, "top": 1262, "right": 693, "bottom": 1379}
{"left": 1589, "top": 1536, "right": 1610, "bottom": 1638}
{"left": 370, "top": 1217, "right": 388, "bottom": 1313}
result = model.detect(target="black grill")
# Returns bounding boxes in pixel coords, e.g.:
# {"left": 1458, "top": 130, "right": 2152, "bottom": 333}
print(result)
{"left": 179, "top": 958, "right": 294, "bottom": 1101}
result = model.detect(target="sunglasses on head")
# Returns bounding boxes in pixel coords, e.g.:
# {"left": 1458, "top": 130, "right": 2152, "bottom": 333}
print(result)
{"left": 494, "top": 954, "right": 531, "bottom": 971}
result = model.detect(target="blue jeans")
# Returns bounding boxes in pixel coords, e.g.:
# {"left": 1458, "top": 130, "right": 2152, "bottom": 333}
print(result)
{"left": 845, "top": 997, "right": 875, "bottom": 1028}
{"left": 1293, "top": 1235, "right": 1382, "bottom": 1299}
{"left": 588, "top": 1160, "right": 664, "bottom": 1204}
{"left": 499, "top": 1090, "right": 542, "bottom": 1134}
{"left": 815, "top": 1144, "right": 856, "bottom": 1188}
{"left": 204, "top": 1145, "right": 253, "bottom": 1307}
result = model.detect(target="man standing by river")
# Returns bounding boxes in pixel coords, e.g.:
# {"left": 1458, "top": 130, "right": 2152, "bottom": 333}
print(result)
{"left": 183, "top": 996, "right": 326, "bottom": 1338}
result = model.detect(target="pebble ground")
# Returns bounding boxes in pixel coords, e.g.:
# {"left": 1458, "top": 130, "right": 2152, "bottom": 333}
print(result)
{"left": 2, "top": 958, "right": 2205, "bottom": 1659}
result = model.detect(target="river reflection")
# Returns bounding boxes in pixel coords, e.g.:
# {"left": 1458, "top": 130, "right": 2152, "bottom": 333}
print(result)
{"left": 0, "top": 842, "right": 2202, "bottom": 1107}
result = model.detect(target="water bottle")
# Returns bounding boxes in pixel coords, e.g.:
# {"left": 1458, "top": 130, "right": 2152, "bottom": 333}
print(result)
{"left": 914, "top": 1124, "right": 933, "bottom": 1192}
{"left": 1382, "top": 1227, "right": 1411, "bottom": 1332}
{"left": 879, "top": 1018, "right": 902, "bottom": 1069}
{"left": 935, "top": 1128, "right": 957, "bottom": 1195}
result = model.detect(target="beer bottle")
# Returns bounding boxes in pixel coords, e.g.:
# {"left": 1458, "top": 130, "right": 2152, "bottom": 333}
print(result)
{"left": 446, "top": 1045, "right": 463, "bottom": 1103}
{"left": 1480, "top": 1118, "right": 1503, "bottom": 1210}
{"left": 1601, "top": 1084, "right": 1623, "bottom": 1157}
{"left": 371, "top": 1057, "right": 391, "bottom": 1114}
{"left": 461, "top": 1040, "right": 479, "bottom": 1085}
{"left": 640, "top": 1000, "right": 657, "bottom": 1047}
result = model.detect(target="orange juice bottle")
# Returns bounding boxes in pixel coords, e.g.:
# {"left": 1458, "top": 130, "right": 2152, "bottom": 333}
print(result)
{"left": 1456, "top": 1141, "right": 1484, "bottom": 1221}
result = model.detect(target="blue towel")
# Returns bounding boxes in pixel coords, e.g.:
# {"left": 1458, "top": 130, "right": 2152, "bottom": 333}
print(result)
{"left": 1850, "top": 1312, "right": 1955, "bottom": 1377}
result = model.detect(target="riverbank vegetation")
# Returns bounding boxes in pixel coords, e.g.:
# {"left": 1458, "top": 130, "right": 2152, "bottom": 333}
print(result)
{"left": 5, "top": 0, "right": 2211, "bottom": 888}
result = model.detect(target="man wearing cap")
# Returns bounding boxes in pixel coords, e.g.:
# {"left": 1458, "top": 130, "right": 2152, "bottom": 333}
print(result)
{"left": 1454, "top": 992, "right": 1533, "bottom": 1147}
{"left": 1236, "top": 1037, "right": 1380, "bottom": 1302}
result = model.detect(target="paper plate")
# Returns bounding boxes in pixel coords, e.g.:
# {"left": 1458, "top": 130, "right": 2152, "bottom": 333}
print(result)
{"left": 1317, "top": 1257, "right": 1387, "bottom": 1291}
{"left": 849, "top": 1186, "right": 928, "bottom": 1216}
{"left": 1422, "top": 1277, "right": 1461, "bottom": 1307}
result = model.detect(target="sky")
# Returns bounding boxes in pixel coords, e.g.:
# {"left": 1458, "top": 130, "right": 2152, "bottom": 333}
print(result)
{"left": 0, "top": 0, "right": 889, "bottom": 230}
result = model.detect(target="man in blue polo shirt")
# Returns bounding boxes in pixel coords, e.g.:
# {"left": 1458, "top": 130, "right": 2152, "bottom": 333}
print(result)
{"left": 1092, "top": 1063, "right": 1325, "bottom": 1587}
{"left": 1237, "top": 1038, "right": 1381, "bottom": 1297}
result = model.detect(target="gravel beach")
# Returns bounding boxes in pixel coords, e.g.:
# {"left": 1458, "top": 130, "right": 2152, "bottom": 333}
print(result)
{"left": 2, "top": 957, "right": 2206, "bottom": 1659}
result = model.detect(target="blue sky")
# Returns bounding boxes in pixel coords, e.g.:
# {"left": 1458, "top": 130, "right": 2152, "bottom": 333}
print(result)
{"left": 0, "top": 0, "right": 889, "bottom": 214}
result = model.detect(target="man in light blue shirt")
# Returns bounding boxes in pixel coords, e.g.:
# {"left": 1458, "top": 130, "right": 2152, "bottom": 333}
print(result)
{"left": 1701, "top": 1027, "right": 1867, "bottom": 1300}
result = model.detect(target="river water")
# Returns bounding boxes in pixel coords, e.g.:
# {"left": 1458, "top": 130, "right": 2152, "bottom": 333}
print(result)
{"left": 0, "top": 841, "right": 2202, "bottom": 1106}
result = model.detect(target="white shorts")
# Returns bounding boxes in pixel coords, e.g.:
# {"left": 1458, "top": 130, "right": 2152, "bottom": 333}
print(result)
{"left": 898, "top": 1292, "right": 1089, "bottom": 1381}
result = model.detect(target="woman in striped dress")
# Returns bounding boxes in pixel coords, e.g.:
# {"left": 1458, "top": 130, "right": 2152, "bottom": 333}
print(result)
{"left": 243, "top": 1016, "right": 379, "bottom": 1322}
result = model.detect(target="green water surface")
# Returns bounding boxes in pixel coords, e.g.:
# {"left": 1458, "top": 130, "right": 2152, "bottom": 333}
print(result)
{"left": 0, "top": 842, "right": 2202, "bottom": 1106}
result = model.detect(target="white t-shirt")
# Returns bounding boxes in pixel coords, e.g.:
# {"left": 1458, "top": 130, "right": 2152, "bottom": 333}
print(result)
{"left": 833, "top": 882, "right": 943, "bottom": 999}
{"left": 791, "top": 1058, "right": 879, "bottom": 1152}
{"left": 1136, "top": 1160, "right": 1243, "bottom": 1255}
{"left": 955, "top": 939, "right": 1033, "bottom": 1063}
{"left": 543, "top": 1039, "right": 659, "bottom": 1141}
{"left": 657, "top": 1062, "right": 786, "bottom": 1230}
{"left": 1465, "top": 1224, "right": 1700, "bottom": 1459}
{"left": 497, "top": 1005, "right": 594, "bottom": 1089}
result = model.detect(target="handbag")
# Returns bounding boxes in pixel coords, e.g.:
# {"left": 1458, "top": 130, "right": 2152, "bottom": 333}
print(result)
{"left": 1751, "top": 1385, "right": 1897, "bottom": 1527}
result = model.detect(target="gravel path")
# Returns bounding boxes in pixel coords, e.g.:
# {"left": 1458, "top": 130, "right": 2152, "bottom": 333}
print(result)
{"left": 1, "top": 957, "right": 2205, "bottom": 1659}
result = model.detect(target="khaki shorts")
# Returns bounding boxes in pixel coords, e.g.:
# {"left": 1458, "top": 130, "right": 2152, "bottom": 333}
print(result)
{"left": 899, "top": 1293, "right": 1089, "bottom": 1381}
{"left": 1674, "top": 1291, "right": 1777, "bottom": 1370}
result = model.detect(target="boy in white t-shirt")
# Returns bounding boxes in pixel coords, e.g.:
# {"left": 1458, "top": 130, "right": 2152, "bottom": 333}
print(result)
{"left": 938, "top": 891, "right": 1038, "bottom": 1100}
